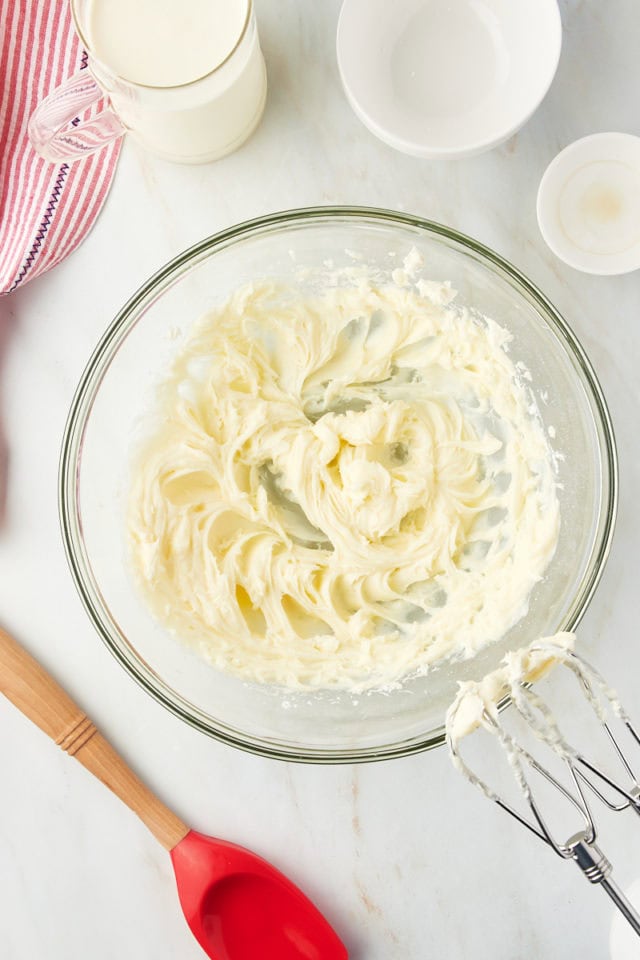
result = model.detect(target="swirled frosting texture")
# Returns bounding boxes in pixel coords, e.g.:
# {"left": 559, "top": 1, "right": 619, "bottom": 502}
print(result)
{"left": 128, "top": 269, "right": 559, "bottom": 690}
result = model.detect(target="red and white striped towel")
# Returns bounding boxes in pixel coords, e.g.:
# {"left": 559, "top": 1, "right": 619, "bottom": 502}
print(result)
{"left": 0, "top": 0, "right": 121, "bottom": 295}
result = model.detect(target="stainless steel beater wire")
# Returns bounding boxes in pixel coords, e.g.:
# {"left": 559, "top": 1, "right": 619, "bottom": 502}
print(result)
{"left": 450, "top": 708, "right": 594, "bottom": 854}
{"left": 576, "top": 753, "right": 640, "bottom": 812}
{"left": 526, "top": 754, "right": 594, "bottom": 854}
{"left": 575, "top": 759, "right": 631, "bottom": 812}
{"left": 504, "top": 647, "right": 640, "bottom": 815}
{"left": 494, "top": 798, "right": 546, "bottom": 843}
{"left": 604, "top": 722, "right": 637, "bottom": 781}
{"left": 448, "top": 645, "right": 640, "bottom": 935}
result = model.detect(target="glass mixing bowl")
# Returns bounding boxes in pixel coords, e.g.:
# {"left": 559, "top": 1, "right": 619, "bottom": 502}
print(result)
{"left": 60, "top": 207, "right": 617, "bottom": 762}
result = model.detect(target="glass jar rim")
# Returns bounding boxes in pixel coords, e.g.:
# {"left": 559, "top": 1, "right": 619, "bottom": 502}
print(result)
{"left": 71, "top": 0, "right": 254, "bottom": 92}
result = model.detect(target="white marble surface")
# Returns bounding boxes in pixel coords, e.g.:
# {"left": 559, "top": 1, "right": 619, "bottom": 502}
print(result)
{"left": 1, "top": 1, "right": 639, "bottom": 957}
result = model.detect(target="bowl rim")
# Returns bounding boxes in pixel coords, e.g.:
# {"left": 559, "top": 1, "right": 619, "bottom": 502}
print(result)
{"left": 536, "top": 132, "right": 640, "bottom": 276}
{"left": 59, "top": 205, "right": 618, "bottom": 764}
{"left": 335, "top": 0, "right": 563, "bottom": 158}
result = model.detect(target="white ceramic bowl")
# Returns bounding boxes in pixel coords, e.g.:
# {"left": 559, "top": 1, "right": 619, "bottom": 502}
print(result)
{"left": 537, "top": 133, "right": 640, "bottom": 276}
{"left": 337, "top": 0, "right": 562, "bottom": 158}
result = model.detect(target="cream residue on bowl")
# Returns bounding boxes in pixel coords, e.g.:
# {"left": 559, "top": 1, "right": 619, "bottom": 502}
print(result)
{"left": 128, "top": 253, "right": 560, "bottom": 690}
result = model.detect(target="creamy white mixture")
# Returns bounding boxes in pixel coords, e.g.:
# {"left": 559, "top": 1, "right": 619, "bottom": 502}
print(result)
{"left": 89, "top": 0, "right": 248, "bottom": 87}
{"left": 128, "top": 261, "right": 559, "bottom": 690}
{"left": 87, "top": 0, "right": 266, "bottom": 162}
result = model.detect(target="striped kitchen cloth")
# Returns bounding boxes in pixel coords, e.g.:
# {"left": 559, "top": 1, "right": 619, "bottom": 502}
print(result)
{"left": 0, "top": 0, "right": 121, "bottom": 295}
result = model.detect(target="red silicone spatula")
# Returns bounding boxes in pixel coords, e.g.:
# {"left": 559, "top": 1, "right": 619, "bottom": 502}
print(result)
{"left": 0, "top": 628, "right": 348, "bottom": 960}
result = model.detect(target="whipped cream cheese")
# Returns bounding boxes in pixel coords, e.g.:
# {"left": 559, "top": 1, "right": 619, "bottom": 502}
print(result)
{"left": 128, "top": 261, "right": 559, "bottom": 690}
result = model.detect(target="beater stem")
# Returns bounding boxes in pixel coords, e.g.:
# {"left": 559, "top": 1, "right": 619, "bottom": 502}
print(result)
{"left": 571, "top": 837, "right": 640, "bottom": 936}
{"left": 600, "top": 878, "right": 640, "bottom": 936}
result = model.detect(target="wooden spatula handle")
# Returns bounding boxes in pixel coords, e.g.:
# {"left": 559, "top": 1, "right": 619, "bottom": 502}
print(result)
{"left": 0, "top": 627, "right": 189, "bottom": 851}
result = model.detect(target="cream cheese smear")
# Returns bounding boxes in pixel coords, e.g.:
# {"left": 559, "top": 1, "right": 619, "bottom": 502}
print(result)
{"left": 128, "top": 255, "right": 559, "bottom": 690}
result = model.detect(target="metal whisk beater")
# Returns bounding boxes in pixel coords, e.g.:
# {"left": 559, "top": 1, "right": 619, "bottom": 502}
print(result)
{"left": 447, "top": 641, "right": 640, "bottom": 934}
